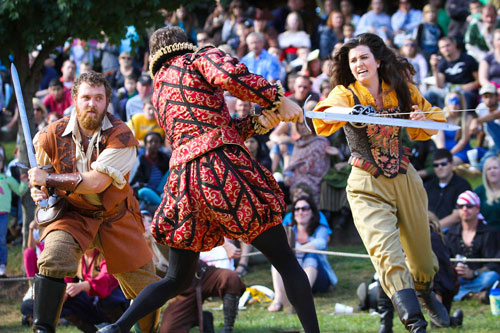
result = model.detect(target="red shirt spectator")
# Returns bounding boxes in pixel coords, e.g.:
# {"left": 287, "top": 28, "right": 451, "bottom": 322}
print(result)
{"left": 43, "top": 79, "right": 73, "bottom": 117}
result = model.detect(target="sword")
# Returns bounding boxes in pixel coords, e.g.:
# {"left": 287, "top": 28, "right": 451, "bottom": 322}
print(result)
{"left": 11, "top": 63, "right": 49, "bottom": 208}
{"left": 302, "top": 103, "right": 461, "bottom": 133}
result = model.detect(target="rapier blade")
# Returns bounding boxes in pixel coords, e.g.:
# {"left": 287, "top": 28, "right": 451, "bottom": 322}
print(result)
{"left": 305, "top": 110, "right": 460, "bottom": 131}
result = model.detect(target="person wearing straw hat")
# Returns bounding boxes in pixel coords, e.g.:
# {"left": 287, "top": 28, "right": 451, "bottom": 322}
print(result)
{"left": 445, "top": 190, "right": 500, "bottom": 304}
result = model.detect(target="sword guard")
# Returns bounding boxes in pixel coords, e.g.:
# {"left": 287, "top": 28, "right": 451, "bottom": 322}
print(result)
{"left": 350, "top": 105, "right": 377, "bottom": 128}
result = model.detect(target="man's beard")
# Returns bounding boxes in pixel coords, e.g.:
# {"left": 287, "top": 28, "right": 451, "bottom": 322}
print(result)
{"left": 76, "top": 105, "right": 106, "bottom": 131}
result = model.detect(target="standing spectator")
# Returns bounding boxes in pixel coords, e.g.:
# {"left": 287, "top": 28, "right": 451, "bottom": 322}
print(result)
{"left": 42, "top": 79, "right": 73, "bottom": 117}
{"left": 128, "top": 97, "right": 164, "bottom": 148}
{"left": 429, "top": 0, "right": 450, "bottom": 37}
{"left": 471, "top": 83, "right": 500, "bottom": 167}
{"left": 414, "top": 4, "right": 444, "bottom": 59}
{"left": 125, "top": 73, "right": 153, "bottom": 121}
{"left": 319, "top": 11, "right": 343, "bottom": 60}
{"left": 0, "top": 148, "right": 28, "bottom": 277}
{"left": 267, "top": 196, "right": 337, "bottom": 312}
{"left": 108, "top": 51, "right": 141, "bottom": 91}
{"left": 355, "top": 0, "right": 392, "bottom": 42}
{"left": 426, "top": 36, "right": 479, "bottom": 109}
{"left": 465, "top": 4, "right": 500, "bottom": 63}
{"left": 424, "top": 149, "right": 472, "bottom": 229}
{"left": 475, "top": 156, "right": 500, "bottom": 229}
{"left": 170, "top": 5, "right": 197, "bottom": 44}
{"left": 391, "top": 0, "right": 423, "bottom": 48}
{"left": 241, "top": 32, "right": 281, "bottom": 83}
{"left": 60, "top": 60, "right": 76, "bottom": 90}
{"left": 445, "top": 191, "right": 500, "bottom": 303}
{"left": 97, "top": 34, "right": 120, "bottom": 75}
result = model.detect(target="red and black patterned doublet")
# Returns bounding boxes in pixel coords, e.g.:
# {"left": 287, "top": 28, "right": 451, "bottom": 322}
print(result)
{"left": 151, "top": 47, "right": 285, "bottom": 251}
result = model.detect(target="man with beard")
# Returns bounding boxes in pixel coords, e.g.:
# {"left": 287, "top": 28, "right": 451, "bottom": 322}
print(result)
{"left": 27, "top": 72, "right": 161, "bottom": 333}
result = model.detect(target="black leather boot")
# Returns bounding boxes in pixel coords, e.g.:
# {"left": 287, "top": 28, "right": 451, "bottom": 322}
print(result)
{"left": 416, "top": 288, "right": 450, "bottom": 328}
{"left": 202, "top": 311, "right": 215, "bottom": 333}
{"left": 391, "top": 289, "right": 427, "bottom": 333}
{"left": 32, "top": 274, "right": 66, "bottom": 333}
{"left": 450, "top": 309, "right": 463, "bottom": 327}
{"left": 377, "top": 284, "right": 394, "bottom": 333}
{"left": 221, "top": 293, "right": 239, "bottom": 333}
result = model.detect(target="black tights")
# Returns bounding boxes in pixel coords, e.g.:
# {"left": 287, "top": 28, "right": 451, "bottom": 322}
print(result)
{"left": 115, "top": 225, "right": 319, "bottom": 333}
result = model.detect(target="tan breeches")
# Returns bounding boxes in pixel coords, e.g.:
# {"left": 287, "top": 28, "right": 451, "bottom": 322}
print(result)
{"left": 346, "top": 164, "right": 438, "bottom": 298}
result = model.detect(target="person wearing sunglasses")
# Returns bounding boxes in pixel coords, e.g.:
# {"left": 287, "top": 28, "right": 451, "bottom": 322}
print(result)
{"left": 444, "top": 190, "right": 500, "bottom": 304}
{"left": 268, "top": 196, "right": 337, "bottom": 312}
{"left": 425, "top": 149, "right": 471, "bottom": 229}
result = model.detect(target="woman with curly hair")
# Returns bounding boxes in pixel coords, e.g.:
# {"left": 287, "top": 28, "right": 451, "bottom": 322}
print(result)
{"left": 312, "top": 33, "right": 450, "bottom": 332}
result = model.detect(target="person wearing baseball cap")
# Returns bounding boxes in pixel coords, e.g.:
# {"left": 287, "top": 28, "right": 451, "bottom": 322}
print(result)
{"left": 444, "top": 190, "right": 500, "bottom": 303}
{"left": 125, "top": 73, "right": 153, "bottom": 121}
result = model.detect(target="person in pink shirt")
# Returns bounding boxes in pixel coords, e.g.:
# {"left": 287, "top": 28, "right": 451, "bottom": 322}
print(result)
{"left": 42, "top": 79, "right": 73, "bottom": 117}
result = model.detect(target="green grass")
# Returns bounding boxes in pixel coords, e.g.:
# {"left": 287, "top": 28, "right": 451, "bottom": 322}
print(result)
{"left": 1, "top": 244, "right": 498, "bottom": 332}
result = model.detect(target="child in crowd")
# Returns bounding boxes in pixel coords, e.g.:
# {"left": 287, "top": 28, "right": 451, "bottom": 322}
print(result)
{"left": 414, "top": 4, "right": 444, "bottom": 59}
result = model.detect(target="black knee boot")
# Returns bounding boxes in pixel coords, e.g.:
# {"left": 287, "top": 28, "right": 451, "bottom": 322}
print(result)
{"left": 32, "top": 274, "right": 66, "bottom": 333}
{"left": 221, "top": 293, "right": 239, "bottom": 333}
{"left": 377, "top": 284, "right": 394, "bottom": 333}
{"left": 416, "top": 288, "right": 450, "bottom": 328}
{"left": 391, "top": 289, "right": 427, "bottom": 333}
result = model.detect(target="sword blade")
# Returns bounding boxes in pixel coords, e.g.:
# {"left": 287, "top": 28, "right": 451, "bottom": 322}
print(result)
{"left": 305, "top": 110, "right": 461, "bottom": 131}
{"left": 11, "top": 63, "right": 38, "bottom": 168}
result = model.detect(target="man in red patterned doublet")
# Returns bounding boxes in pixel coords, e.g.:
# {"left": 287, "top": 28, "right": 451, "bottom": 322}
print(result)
{"left": 98, "top": 27, "right": 320, "bottom": 333}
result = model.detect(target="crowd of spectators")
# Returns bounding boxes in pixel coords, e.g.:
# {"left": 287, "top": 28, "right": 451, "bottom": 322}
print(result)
{"left": 0, "top": 0, "right": 499, "bottom": 331}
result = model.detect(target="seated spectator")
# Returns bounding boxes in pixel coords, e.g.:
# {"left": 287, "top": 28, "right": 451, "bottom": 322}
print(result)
{"left": 222, "top": 0, "right": 248, "bottom": 50}
{"left": 391, "top": 0, "right": 422, "bottom": 48}
{"left": 60, "top": 60, "right": 76, "bottom": 90}
{"left": 244, "top": 135, "right": 271, "bottom": 172}
{"left": 32, "top": 97, "right": 48, "bottom": 133}
{"left": 0, "top": 148, "right": 28, "bottom": 277}
{"left": 159, "top": 252, "right": 245, "bottom": 332}
{"left": 445, "top": 191, "right": 500, "bottom": 303}
{"left": 129, "top": 131, "right": 170, "bottom": 213}
{"left": 342, "top": 22, "right": 355, "bottom": 42}
{"left": 278, "top": 11, "right": 311, "bottom": 59}
{"left": 253, "top": 8, "right": 279, "bottom": 51}
{"left": 304, "top": 50, "right": 322, "bottom": 83}
{"left": 127, "top": 97, "right": 164, "bottom": 148}
{"left": 125, "top": 73, "right": 153, "bottom": 121}
{"left": 116, "top": 75, "right": 138, "bottom": 122}
{"left": 319, "top": 11, "right": 343, "bottom": 60}
{"left": 311, "top": 59, "right": 332, "bottom": 95}
{"left": 475, "top": 156, "right": 500, "bottom": 229}
{"left": 268, "top": 121, "right": 298, "bottom": 173}
{"left": 426, "top": 36, "right": 479, "bottom": 109}
{"left": 478, "top": 29, "right": 500, "bottom": 94}
{"left": 435, "top": 91, "right": 475, "bottom": 165}
{"left": 471, "top": 83, "right": 500, "bottom": 168}
{"left": 319, "top": 79, "right": 332, "bottom": 101}
{"left": 414, "top": 4, "right": 444, "bottom": 59}
{"left": 203, "top": 0, "right": 227, "bottom": 46}
{"left": 400, "top": 38, "right": 429, "bottom": 92}
{"left": 268, "top": 196, "right": 337, "bottom": 312}
{"left": 402, "top": 130, "right": 437, "bottom": 181}
{"left": 355, "top": 0, "right": 392, "bottom": 42}
{"left": 424, "top": 149, "right": 471, "bottom": 229}
{"left": 42, "top": 79, "right": 73, "bottom": 117}
{"left": 339, "top": 0, "right": 360, "bottom": 28}
{"left": 241, "top": 32, "right": 281, "bottom": 84}
{"left": 108, "top": 51, "right": 141, "bottom": 91}
{"left": 283, "top": 121, "right": 333, "bottom": 205}
{"left": 465, "top": 4, "right": 500, "bottom": 63}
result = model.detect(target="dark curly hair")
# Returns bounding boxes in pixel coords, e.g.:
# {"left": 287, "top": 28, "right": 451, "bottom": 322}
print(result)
{"left": 330, "top": 33, "right": 416, "bottom": 114}
{"left": 71, "top": 71, "right": 112, "bottom": 103}
{"left": 291, "top": 195, "right": 320, "bottom": 236}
